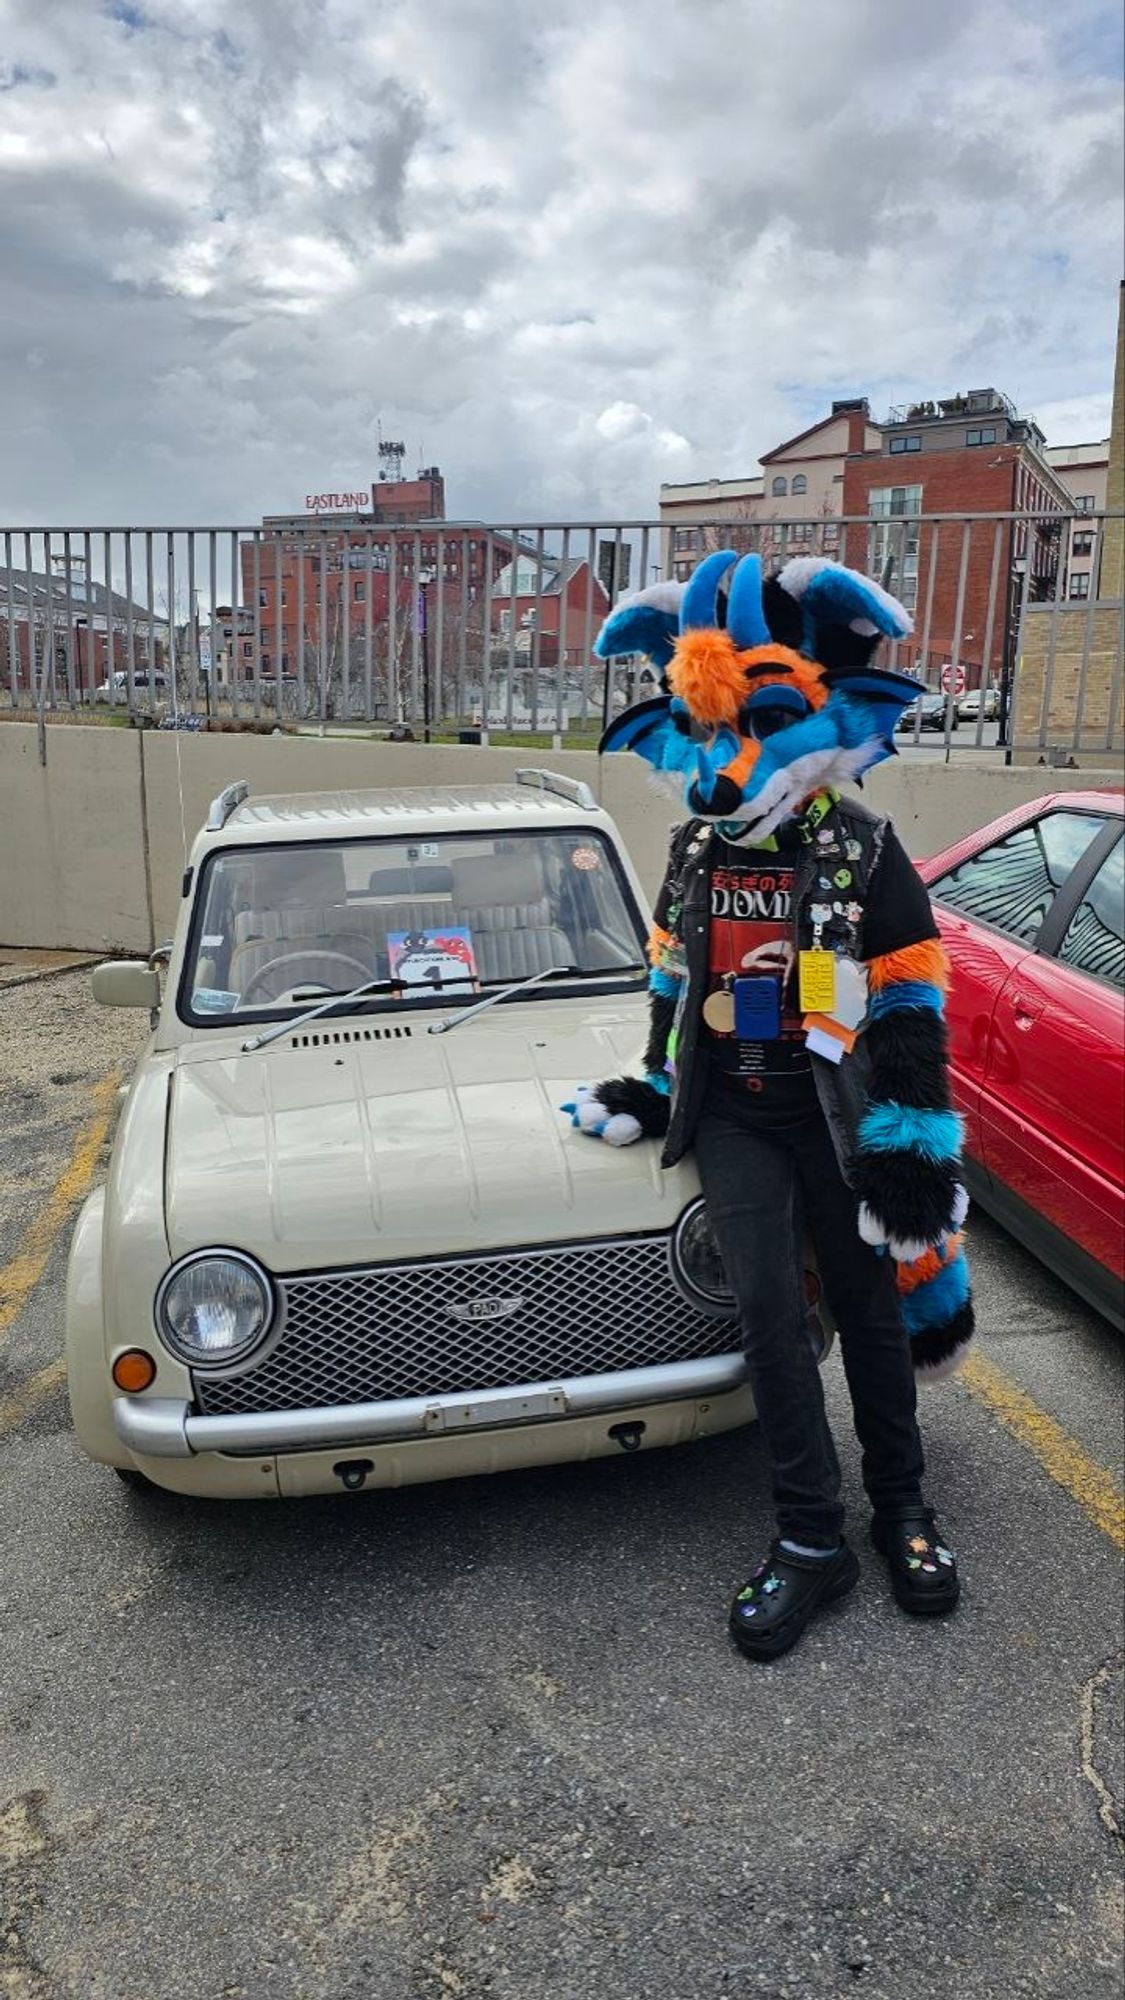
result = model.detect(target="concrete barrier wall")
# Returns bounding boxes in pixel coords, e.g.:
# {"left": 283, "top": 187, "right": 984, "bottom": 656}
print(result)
{"left": 2, "top": 720, "right": 1117, "bottom": 952}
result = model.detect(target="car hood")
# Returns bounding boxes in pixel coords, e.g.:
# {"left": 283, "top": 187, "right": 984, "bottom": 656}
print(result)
{"left": 165, "top": 1007, "right": 696, "bottom": 1270}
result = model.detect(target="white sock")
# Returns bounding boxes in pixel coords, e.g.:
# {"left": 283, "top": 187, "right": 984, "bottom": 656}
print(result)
{"left": 780, "top": 1538, "right": 841, "bottom": 1560}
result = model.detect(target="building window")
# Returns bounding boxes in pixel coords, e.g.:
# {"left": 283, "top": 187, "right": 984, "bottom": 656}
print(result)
{"left": 771, "top": 476, "right": 787, "bottom": 496}
{"left": 674, "top": 561, "right": 692, "bottom": 581}
{"left": 258, "top": 589, "right": 268, "bottom": 608}
{"left": 1072, "top": 531, "right": 1094, "bottom": 557}
{"left": 242, "top": 641, "right": 253, "bottom": 659}
{"left": 868, "top": 485, "right": 922, "bottom": 609}
{"left": 890, "top": 435, "right": 922, "bottom": 454}
{"left": 966, "top": 427, "right": 997, "bottom": 446}
{"left": 791, "top": 474, "right": 808, "bottom": 495}
{"left": 1074, "top": 495, "right": 1096, "bottom": 514}
{"left": 673, "top": 527, "right": 700, "bottom": 552}
{"left": 354, "top": 581, "right": 365, "bottom": 601}
{"left": 1068, "top": 573, "right": 1090, "bottom": 599}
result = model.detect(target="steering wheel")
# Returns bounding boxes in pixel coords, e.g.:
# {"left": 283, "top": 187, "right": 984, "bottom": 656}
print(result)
{"left": 239, "top": 949, "right": 375, "bottom": 1006}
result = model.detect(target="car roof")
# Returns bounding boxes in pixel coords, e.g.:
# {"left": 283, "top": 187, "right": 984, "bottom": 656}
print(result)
{"left": 190, "top": 781, "right": 608, "bottom": 858}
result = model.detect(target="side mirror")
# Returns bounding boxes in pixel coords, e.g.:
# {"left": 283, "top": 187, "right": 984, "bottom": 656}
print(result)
{"left": 92, "top": 962, "right": 162, "bottom": 1009}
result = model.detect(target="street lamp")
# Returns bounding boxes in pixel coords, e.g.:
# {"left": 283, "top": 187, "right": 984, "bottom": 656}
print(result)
{"left": 418, "top": 565, "right": 436, "bottom": 743}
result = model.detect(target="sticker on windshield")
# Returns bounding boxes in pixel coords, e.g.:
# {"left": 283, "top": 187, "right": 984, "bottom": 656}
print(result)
{"left": 570, "top": 846, "right": 601, "bottom": 872}
{"left": 388, "top": 928, "right": 479, "bottom": 998}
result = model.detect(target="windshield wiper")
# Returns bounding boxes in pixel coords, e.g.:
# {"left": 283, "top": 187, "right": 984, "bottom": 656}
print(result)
{"left": 241, "top": 970, "right": 469, "bottom": 1053}
{"left": 428, "top": 963, "right": 645, "bottom": 1037}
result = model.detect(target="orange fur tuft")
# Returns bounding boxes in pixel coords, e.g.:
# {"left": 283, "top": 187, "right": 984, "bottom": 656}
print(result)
{"left": 867, "top": 938, "right": 951, "bottom": 994}
{"left": 668, "top": 630, "right": 748, "bottom": 726}
{"left": 647, "top": 923, "right": 673, "bottom": 967}
{"left": 896, "top": 1233, "right": 965, "bottom": 1296}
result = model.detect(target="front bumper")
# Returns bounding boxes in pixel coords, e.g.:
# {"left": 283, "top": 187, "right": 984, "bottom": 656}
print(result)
{"left": 113, "top": 1352, "right": 748, "bottom": 1460}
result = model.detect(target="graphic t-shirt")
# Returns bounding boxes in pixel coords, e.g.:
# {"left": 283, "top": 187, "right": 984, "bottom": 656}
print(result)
{"left": 703, "top": 835, "right": 816, "bottom": 1105}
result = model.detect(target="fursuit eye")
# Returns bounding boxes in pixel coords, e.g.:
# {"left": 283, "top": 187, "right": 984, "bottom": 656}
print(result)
{"left": 741, "top": 697, "right": 811, "bottom": 741}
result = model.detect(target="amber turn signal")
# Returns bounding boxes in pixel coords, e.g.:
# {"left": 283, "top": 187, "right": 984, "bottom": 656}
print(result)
{"left": 111, "top": 1349, "right": 157, "bottom": 1393}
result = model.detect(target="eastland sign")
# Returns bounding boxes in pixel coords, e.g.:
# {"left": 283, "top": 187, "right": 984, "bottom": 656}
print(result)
{"left": 304, "top": 488, "right": 373, "bottom": 512}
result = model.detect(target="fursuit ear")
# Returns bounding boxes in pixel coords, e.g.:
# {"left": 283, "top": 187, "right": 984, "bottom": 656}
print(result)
{"left": 777, "top": 558, "right": 914, "bottom": 643}
{"left": 820, "top": 668, "right": 924, "bottom": 723}
{"left": 594, "top": 581, "right": 684, "bottom": 671}
{"left": 598, "top": 696, "right": 701, "bottom": 779}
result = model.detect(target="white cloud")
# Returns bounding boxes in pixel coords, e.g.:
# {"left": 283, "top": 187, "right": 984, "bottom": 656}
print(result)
{"left": 0, "top": 0, "right": 1120, "bottom": 525}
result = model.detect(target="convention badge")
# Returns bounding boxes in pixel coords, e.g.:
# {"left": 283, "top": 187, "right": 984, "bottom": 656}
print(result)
{"left": 733, "top": 975, "right": 782, "bottom": 1040}
{"left": 831, "top": 957, "right": 868, "bottom": 1030}
{"left": 798, "top": 950, "right": 837, "bottom": 1015}
{"left": 703, "top": 984, "right": 736, "bottom": 1033}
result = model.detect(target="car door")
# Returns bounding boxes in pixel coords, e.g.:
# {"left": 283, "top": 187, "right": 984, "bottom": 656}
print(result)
{"left": 927, "top": 807, "right": 1113, "bottom": 1181}
{"left": 987, "top": 825, "right": 1124, "bottom": 1277}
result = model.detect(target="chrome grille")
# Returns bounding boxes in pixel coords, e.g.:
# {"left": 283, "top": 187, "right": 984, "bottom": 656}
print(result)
{"left": 194, "top": 1235, "right": 740, "bottom": 1416}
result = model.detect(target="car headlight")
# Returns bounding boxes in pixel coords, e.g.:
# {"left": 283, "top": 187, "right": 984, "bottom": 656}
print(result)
{"left": 672, "top": 1200, "right": 736, "bottom": 1315}
{"left": 156, "top": 1250, "right": 275, "bottom": 1368}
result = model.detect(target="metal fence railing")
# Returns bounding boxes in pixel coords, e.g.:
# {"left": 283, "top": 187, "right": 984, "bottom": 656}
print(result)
{"left": 1, "top": 512, "right": 1121, "bottom": 759}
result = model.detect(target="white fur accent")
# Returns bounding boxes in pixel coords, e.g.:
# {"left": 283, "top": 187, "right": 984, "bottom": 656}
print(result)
{"left": 613, "top": 580, "right": 685, "bottom": 616}
{"left": 602, "top": 1113, "right": 643, "bottom": 1147}
{"left": 849, "top": 617, "right": 878, "bottom": 636}
{"left": 577, "top": 1095, "right": 607, "bottom": 1135}
{"left": 915, "top": 1337, "right": 972, "bottom": 1382}
{"left": 716, "top": 741, "right": 876, "bottom": 844}
{"left": 950, "top": 1183, "right": 970, "bottom": 1230}
{"left": 858, "top": 1202, "right": 887, "bottom": 1248}
{"left": 776, "top": 556, "right": 913, "bottom": 637}
{"left": 886, "top": 1231, "right": 935, "bottom": 1264}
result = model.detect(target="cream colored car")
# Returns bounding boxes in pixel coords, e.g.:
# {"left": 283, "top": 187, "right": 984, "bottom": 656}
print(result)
{"left": 68, "top": 770, "right": 828, "bottom": 1500}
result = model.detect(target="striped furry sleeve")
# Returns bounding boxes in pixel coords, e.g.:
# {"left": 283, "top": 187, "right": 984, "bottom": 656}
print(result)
{"left": 852, "top": 939, "right": 969, "bottom": 1259}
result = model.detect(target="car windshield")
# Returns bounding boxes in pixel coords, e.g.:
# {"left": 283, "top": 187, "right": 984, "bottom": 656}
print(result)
{"left": 181, "top": 828, "right": 647, "bottom": 1022}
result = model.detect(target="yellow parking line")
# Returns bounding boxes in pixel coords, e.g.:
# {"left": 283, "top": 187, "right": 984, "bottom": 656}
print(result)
{"left": 0, "top": 1072, "right": 120, "bottom": 1345}
{"left": 961, "top": 1349, "right": 1125, "bottom": 1552}
{"left": 0, "top": 1355, "right": 66, "bottom": 1435}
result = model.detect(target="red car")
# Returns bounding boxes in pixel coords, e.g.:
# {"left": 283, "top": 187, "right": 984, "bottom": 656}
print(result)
{"left": 918, "top": 790, "right": 1124, "bottom": 1330}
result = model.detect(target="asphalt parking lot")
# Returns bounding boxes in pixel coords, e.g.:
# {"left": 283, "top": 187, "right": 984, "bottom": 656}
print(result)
{"left": 0, "top": 964, "right": 1122, "bottom": 2000}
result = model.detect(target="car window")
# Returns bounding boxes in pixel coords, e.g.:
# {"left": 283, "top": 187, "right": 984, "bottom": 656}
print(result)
{"left": 182, "top": 828, "right": 647, "bottom": 1020}
{"left": 1055, "top": 836, "right": 1125, "bottom": 989}
{"left": 929, "top": 810, "right": 1107, "bottom": 943}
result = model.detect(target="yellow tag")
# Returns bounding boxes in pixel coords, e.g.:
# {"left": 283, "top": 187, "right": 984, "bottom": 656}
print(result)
{"left": 799, "top": 950, "right": 837, "bottom": 1014}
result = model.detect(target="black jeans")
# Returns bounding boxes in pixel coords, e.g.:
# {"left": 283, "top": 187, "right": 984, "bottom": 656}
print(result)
{"left": 694, "top": 1083, "right": 926, "bottom": 1546}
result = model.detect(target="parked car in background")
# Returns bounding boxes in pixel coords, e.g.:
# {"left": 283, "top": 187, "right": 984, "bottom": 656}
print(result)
{"left": 919, "top": 791, "right": 1125, "bottom": 1327}
{"left": 68, "top": 770, "right": 834, "bottom": 1501}
{"left": 94, "top": 669, "right": 167, "bottom": 702}
{"left": 956, "top": 686, "right": 999, "bottom": 722}
{"left": 896, "top": 692, "right": 959, "bottom": 733}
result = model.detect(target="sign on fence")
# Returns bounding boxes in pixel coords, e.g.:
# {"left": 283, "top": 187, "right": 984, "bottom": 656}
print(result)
{"left": 940, "top": 662, "right": 967, "bottom": 696}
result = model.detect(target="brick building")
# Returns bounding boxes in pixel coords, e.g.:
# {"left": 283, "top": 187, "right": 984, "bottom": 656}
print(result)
{"left": 0, "top": 562, "right": 162, "bottom": 696}
{"left": 660, "top": 400, "right": 881, "bottom": 579}
{"left": 840, "top": 390, "right": 1074, "bottom": 688}
{"left": 1044, "top": 438, "right": 1111, "bottom": 603}
{"left": 491, "top": 552, "right": 610, "bottom": 670}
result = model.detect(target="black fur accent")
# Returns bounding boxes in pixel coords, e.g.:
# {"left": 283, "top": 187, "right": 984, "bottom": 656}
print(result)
{"left": 643, "top": 991, "right": 677, "bottom": 1079}
{"left": 594, "top": 1076, "right": 671, "bottom": 1139}
{"left": 688, "top": 772, "right": 743, "bottom": 818}
{"left": 762, "top": 574, "right": 881, "bottom": 672}
{"left": 852, "top": 1149, "right": 961, "bottom": 1246}
{"left": 866, "top": 1010, "right": 952, "bottom": 1111}
{"left": 909, "top": 1298, "right": 975, "bottom": 1375}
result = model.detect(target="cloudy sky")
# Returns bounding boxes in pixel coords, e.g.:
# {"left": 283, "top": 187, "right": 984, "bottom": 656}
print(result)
{"left": 1, "top": 0, "right": 1121, "bottom": 527}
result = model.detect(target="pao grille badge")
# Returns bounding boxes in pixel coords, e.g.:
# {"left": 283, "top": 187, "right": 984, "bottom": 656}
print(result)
{"left": 446, "top": 1296, "right": 524, "bottom": 1323}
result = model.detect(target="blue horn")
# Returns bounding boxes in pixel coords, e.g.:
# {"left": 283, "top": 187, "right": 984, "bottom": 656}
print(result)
{"left": 726, "top": 553, "right": 772, "bottom": 649}
{"left": 679, "top": 549, "right": 738, "bottom": 631}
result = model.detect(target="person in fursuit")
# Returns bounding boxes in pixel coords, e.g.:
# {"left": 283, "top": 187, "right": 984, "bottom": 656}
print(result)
{"left": 564, "top": 550, "right": 972, "bottom": 1662}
